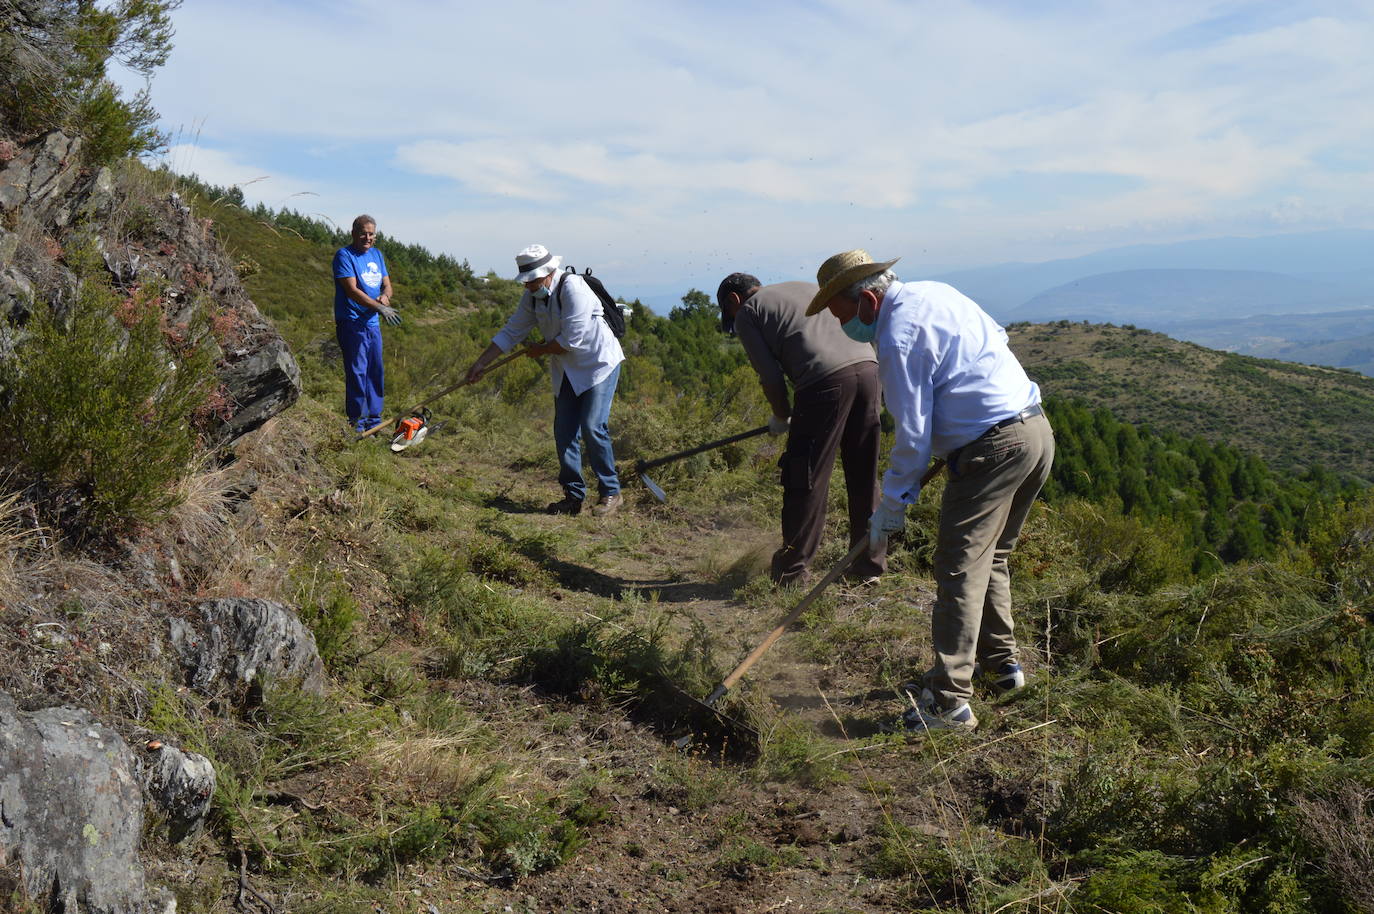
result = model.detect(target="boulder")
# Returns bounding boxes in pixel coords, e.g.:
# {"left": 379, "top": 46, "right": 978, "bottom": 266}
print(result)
{"left": 136, "top": 740, "right": 216, "bottom": 843}
{"left": 0, "top": 132, "right": 82, "bottom": 219}
{"left": 0, "top": 692, "right": 174, "bottom": 913}
{"left": 169, "top": 598, "right": 327, "bottom": 699}
{"left": 215, "top": 337, "right": 302, "bottom": 444}
{"left": 0, "top": 131, "right": 303, "bottom": 445}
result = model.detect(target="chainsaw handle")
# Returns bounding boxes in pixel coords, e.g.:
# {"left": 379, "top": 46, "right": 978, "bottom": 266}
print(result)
{"left": 634, "top": 425, "right": 770, "bottom": 473}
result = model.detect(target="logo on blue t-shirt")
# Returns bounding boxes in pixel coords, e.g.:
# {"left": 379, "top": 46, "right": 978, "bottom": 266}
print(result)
{"left": 360, "top": 261, "right": 382, "bottom": 293}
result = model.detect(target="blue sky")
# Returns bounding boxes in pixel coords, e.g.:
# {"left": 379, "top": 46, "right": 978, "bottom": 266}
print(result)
{"left": 120, "top": 1, "right": 1374, "bottom": 311}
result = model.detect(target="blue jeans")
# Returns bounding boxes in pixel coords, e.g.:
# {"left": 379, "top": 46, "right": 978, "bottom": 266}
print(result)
{"left": 554, "top": 365, "right": 621, "bottom": 501}
{"left": 336, "top": 318, "right": 384, "bottom": 430}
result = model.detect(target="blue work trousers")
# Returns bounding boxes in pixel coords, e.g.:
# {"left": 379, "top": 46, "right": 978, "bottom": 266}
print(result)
{"left": 554, "top": 366, "right": 621, "bottom": 502}
{"left": 336, "top": 319, "right": 384, "bottom": 431}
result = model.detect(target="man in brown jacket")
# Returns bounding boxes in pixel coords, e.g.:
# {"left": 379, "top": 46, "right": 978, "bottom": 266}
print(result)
{"left": 717, "top": 273, "right": 886, "bottom": 585}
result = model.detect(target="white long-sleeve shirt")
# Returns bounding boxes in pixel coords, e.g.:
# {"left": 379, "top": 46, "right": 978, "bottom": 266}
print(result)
{"left": 874, "top": 280, "right": 1040, "bottom": 505}
{"left": 492, "top": 271, "right": 624, "bottom": 395}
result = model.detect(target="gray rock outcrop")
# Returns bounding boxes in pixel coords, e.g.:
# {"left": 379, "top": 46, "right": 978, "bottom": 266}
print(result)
{"left": 136, "top": 741, "right": 216, "bottom": 844}
{"left": 170, "top": 598, "right": 327, "bottom": 699}
{"left": 0, "top": 692, "right": 174, "bottom": 913}
{"left": 0, "top": 129, "right": 301, "bottom": 443}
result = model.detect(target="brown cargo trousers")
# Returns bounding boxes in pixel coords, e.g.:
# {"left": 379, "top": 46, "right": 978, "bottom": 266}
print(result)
{"left": 773, "top": 361, "right": 887, "bottom": 584}
{"left": 924, "top": 411, "right": 1055, "bottom": 709}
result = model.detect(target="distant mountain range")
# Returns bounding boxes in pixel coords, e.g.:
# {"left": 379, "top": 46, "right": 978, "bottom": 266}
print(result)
{"left": 1010, "top": 269, "right": 1365, "bottom": 323}
{"left": 934, "top": 229, "right": 1374, "bottom": 375}
{"left": 935, "top": 229, "right": 1374, "bottom": 316}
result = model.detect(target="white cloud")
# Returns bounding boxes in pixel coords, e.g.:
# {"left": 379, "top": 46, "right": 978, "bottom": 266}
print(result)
{"left": 121, "top": 0, "right": 1374, "bottom": 299}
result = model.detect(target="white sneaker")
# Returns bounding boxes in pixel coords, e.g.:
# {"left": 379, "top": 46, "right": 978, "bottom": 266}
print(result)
{"left": 902, "top": 687, "right": 977, "bottom": 732}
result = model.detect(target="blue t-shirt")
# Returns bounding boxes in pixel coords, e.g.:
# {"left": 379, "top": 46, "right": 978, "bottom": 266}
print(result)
{"left": 333, "top": 245, "right": 388, "bottom": 323}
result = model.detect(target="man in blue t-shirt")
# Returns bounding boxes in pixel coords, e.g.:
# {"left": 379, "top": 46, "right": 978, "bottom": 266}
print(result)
{"left": 333, "top": 214, "right": 399, "bottom": 433}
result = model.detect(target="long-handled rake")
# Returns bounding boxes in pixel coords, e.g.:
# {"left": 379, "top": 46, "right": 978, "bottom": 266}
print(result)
{"left": 357, "top": 347, "right": 530, "bottom": 442}
{"left": 634, "top": 425, "right": 770, "bottom": 502}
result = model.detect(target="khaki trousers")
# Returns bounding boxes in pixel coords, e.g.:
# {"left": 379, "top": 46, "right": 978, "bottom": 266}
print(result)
{"left": 924, "top": 412, "right": 1054, "bottom": 709}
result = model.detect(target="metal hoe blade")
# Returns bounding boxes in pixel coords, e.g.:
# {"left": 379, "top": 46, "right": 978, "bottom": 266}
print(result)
{"left": 639, "top": 471, "right": 667, "bottom": 503}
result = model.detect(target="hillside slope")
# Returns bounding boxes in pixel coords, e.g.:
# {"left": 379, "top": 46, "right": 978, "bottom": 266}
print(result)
{"left": 1009, "top": 321, "right": 1374, "bottom": 482}
{"left": 7, "top": 168, "right": 1374, "bottom": 910}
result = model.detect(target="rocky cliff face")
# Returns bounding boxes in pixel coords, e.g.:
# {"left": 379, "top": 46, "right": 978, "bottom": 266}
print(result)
{"left": 0, "top": 129, "right": 313, "bottom": 911}
{"left": 0, "top": 130, "right": 301, "bottom": 443}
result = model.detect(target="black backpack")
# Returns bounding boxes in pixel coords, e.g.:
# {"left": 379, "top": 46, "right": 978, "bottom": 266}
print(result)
{"left": 554, "top": 266, "right": 626, "bottom": 338}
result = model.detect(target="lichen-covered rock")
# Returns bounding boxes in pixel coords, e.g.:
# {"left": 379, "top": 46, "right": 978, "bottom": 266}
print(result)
{"left": 0, "top": 131, "right": 82, "bottom": 218}
{"left": 0, "top": 691, "right": 174, "bottom": 913}
{"left": 170, "top": 598, "right": 327, "bottom": 699}
{"left": 136, "top": 740, "right": 215, "bottom": 843}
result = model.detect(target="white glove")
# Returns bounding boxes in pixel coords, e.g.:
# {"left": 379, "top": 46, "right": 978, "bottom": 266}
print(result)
{"left": 378, "top": 304, "right": 402, "bottom": 326}
{"left": 868, "top": 496, "right": 907, "bottom": 549}
{"left": 768, "top": 414, "right": 790, "bottom": 436}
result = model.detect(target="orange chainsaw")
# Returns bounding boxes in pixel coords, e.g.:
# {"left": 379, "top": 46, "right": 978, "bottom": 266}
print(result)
{"left": 389, "top": 407, "right": 435, "bottom": 452}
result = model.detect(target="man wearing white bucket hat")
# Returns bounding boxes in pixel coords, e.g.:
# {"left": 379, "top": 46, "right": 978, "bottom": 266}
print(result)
{"left": 466, "top": 244, "right": 626, "bottom": 516}
{"left": 807, "top": 250, "right": 1054, "bottom": 733}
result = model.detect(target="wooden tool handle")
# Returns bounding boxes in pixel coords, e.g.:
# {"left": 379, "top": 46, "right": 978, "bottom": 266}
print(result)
{"left": 719, "top": 538, "right": 870, "bottom": 692}
{"left": 636, "top": 425, "right": 770, "bottom": 472}
{"left": 358, "top": 347, "right": 529, "bottom": 438}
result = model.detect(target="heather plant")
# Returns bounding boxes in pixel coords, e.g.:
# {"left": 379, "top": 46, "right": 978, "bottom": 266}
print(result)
{"left": 0, "top": 245, "right": 217, "bottom": 532}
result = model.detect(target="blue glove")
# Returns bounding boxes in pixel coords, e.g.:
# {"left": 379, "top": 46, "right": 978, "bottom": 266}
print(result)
{"left": 868, "top": 496, "right": 907, "bottom": 549}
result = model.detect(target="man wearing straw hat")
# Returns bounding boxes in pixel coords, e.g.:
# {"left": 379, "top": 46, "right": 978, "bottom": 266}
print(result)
{"left": 465, "top": 244, "right": 626, "bottom": 517}
{"left": 716, "top": 273, "right": 886, "bottom": 587}
{"left": 806, "top": 251, "right": 1054, "bottom": 732}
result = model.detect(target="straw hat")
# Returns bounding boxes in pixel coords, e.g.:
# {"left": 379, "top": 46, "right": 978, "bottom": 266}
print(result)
{"left": 805, "top": 249, "right": 900, "bottom": 316}
{"left": 514, "top": 244, "right": 562, "bottom": 282}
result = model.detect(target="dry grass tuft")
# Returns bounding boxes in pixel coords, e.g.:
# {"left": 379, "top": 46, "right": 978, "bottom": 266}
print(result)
{"left": 695, "top": 538, "right": 772, "bottom": 588}
{"left": 1296, "top": 782, "right": 1374, "bottom": 912}
{"left": 0, "top": 488, "right": 51, "bottom": 608}
{"left": 367, "top": 732, "right": 499, "bottom": 804}
{"left": 163, "top": 458, "right": 235, "bottom": 552}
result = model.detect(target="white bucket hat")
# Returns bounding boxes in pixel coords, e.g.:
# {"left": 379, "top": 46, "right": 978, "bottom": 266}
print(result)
{"left": 513, "top": 244, "right": 562, "bottom": 282}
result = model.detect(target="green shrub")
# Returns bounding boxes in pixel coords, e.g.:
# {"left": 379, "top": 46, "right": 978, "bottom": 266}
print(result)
{"left": 293, "top": 568, "right": 362, "bottom": 672}
{"left": 0, "top": 247, "right": 217, "bottom": 532}
{"left": 0, "top": 0, "right": 176, "bottom": 165}
{"left": 867, "top": 820, "right": 1045, "bottom": 910}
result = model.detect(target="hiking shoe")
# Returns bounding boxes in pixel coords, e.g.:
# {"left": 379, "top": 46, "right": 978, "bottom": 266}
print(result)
{"left": 546, "top": 495, "right": 584, "bottom": 516}
{"left": 978, "top": 660, "right": 1026, "bottom": 695}
{"left": 902, "top": 687, "right": 978, "bottom": 733}
{"left": 591, "top": 494, "right": 623, "bottom": 517}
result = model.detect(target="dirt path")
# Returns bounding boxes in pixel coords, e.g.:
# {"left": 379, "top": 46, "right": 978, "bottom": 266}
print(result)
{"left": 448, "top": 458, "right": 964, "bottom": 912}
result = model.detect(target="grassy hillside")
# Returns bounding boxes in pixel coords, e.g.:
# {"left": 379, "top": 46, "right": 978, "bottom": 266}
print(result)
{"left": 1010, "top": 320, "right": 1374, "bottom": 483}
{"left": 9, "top": 167, "right": 1374, "bottom": 911}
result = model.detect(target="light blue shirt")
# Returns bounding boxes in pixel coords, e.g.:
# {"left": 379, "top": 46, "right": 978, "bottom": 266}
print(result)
{"left": 492, "top": 271, "right": 624, "bottom": 395}
{"left": 874, "top": 280, "right": 1040, "bottom": 505}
